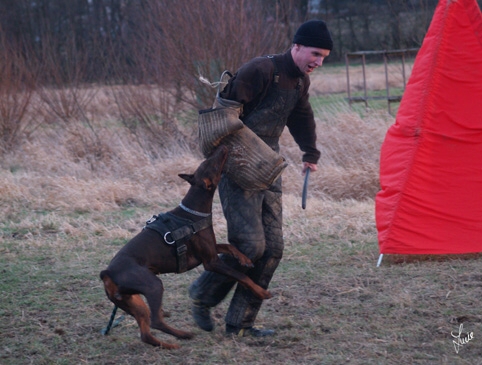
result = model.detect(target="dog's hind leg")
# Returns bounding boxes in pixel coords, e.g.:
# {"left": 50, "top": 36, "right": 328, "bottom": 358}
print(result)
{"left": 115, "top": 269, "right": 194, "bottom": 341}
{"left": 149, "top": 312, "right": 194, "bottom": 340}
{"left": 126, "top": 294, "right": 181, "bottom": 349}
{"left": 142, "top": 280, "right": 194, "bottom": 340}
{"left": 101, "top": 273, "right": 180, "bottom": 349}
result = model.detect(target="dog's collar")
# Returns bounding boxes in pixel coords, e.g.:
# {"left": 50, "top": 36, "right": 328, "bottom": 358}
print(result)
{"left": 179, "top": 203, "right": 211, "bottom": 217}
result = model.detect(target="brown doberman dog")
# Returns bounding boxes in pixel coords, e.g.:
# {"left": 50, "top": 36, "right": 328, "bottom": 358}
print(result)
{"left": 100, "top": 145, "right": 272, "bottom": 349}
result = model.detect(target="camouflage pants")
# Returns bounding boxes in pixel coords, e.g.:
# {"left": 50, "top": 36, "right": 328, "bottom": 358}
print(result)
{"left": 189, "top": 175, "right": 284, "bottom": 328}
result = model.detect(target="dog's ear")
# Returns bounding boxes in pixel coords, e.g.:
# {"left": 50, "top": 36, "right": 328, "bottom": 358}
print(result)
{"left": 178, "top": 173, "right": 195, "bottom": 185}
{"left": 202, "top": 178, "right": 214, "bottom": 191}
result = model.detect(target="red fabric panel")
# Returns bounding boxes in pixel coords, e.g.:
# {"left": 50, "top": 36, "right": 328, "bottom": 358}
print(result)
{"left": 376, "top": 0, "right": 482, "bottom": 254}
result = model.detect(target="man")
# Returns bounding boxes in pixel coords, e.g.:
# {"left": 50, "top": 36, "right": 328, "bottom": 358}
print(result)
{"left": 189, "top": 19, "right": 333, "bottom": 337}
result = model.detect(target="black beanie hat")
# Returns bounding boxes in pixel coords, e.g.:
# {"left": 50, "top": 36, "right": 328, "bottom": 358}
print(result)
{"left": 293, "top": 20, "right": 333, "bottom": 51}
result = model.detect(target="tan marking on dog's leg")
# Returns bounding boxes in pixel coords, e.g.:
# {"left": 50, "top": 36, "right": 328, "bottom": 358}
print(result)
{"left": 150, "top": 308, "right": 194, "bottom": 340}
{"left": 127, "top": 295, "right": 180, "bottom": 349}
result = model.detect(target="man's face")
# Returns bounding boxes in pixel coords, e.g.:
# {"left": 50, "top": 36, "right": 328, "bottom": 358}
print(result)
{"left": 292, "top": 44, "right": 331, "bottom": 74}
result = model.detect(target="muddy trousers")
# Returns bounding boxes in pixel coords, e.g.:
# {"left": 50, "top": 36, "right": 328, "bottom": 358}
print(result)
{"left": 189, "top": 175, "right": 284, "bottom": 329}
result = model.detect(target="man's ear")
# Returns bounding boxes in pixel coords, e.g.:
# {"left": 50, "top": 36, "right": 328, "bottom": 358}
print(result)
{"left": 178, "top": 173, "right": 195, "bottom": 185}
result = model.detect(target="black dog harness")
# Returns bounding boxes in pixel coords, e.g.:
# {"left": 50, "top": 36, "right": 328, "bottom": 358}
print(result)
{"left": 144, "top": 211, "right": 212, "bottom": 273}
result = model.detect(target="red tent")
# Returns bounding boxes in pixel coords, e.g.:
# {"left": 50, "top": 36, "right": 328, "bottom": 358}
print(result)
{"left": 376, "top": 0, "right": 482, "bottom": 255}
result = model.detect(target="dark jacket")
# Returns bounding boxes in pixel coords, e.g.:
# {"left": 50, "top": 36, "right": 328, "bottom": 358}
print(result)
{"left": 220, "top": 49, "right": 321, "bottom": 164}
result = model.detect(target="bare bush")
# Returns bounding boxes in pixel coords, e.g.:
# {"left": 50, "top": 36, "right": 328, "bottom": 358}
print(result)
{"left": 121, "top": 0, "right": 296, "bottom": 109}
{"left": 34, "top": 35, "right": 111, "bottom": 168}
{"left": 109, "top": 83, "right": 195, "bottom": 159}
{"left": 0, "top": 32, "right": 38, "bottom": 154}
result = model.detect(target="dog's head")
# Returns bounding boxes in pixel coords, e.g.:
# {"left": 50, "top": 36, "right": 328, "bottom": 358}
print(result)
{"left": 179, "top": 145, "right": 228, "bottom": 191}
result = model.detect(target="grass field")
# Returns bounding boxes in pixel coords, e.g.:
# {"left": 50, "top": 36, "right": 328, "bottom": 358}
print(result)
{"left": 1, "top": 66, "right": 481, "bottom": 364}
